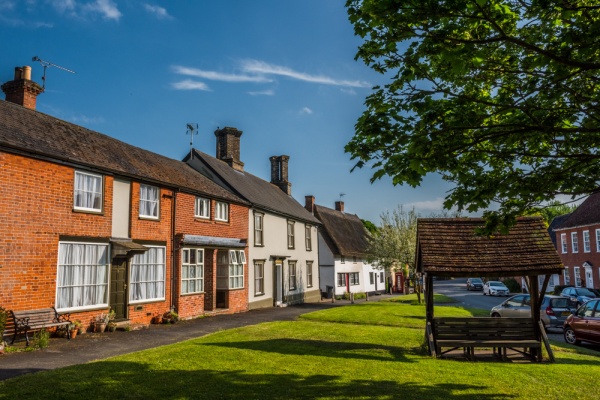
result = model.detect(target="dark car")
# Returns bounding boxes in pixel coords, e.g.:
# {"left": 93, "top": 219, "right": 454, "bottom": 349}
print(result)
{"left": 490, "top": 294, "right": 575, "bottom": 331}
{"left": 466, "top": 278, "right": 484, "bottom": 291}
{"left": 564, "top": 299, "right": 600, "bottom": 345}
{"left": 560, "top": 287, "right": 597, "bottom": 307}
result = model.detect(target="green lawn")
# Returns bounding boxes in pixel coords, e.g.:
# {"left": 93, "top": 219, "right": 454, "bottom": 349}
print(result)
{"left": 1, "top": 296, "right": 598, "bottom": 399}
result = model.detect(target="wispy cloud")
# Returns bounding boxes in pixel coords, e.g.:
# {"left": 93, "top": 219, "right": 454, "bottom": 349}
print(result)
{"left": 172, "top": 65, "right": 272, "bottom": 83}
{"left": 248, "top": 89, "right": 275, "bottom": 96}
{"left": 171, "top": 79, "right": 211, "bottom": 91}
{"left": 0, "top": 0, "right": 15, "bottom": 11}
{"left": 299, "top": 107, "right": 313, "bottom": 115}
{"left": 83, "top": 0, "right": 121, "bottom": 20}
{"left": 404, "top": 198, "right": 446, "bottom": 212}
{"left": 241, "top": 59, "right": 371, "bottom": 88}
{"left": 143, "top": 3, "right": 172, "bottom": 20}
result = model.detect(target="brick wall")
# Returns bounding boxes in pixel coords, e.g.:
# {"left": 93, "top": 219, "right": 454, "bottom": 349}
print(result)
{"left": 556, "top": 227, "right": 600, "bottom": 289}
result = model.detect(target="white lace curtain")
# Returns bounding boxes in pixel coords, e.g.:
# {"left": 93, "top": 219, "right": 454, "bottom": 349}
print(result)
{"left": 130, "top": 247, "right": 165, "bottom": 301}
{"left": 74, "top": 172, "right": 102, "bottom": 210}
{"left": 139, "top": 185, "right": 159, "bottom": 217}
{"left": 56, "top": 243, "right": 108, "bottom": 310}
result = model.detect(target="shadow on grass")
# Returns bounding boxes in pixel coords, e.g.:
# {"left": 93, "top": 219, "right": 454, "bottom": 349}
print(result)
{"left": 200, "top": 338, "right": 423, "bottom": 362}
{"left": 0, "top": 362, "right": 516, "bottom": 399}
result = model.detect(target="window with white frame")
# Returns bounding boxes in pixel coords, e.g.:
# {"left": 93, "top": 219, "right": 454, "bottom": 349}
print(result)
{"left": 369, "top": 272, "right": 374, "bottom": 285}
{"left": 583, "top": 230, "right": 591, "bottom": 253}
{"left": 349, "top": 272, "right": 360, "bottom": 285}
{"left": 337, "top": 273, "right": 345, "bottom": 287}
{"left": 574, "top": 266, "right": 582, "bottom": 287}
{"left": 215, "top": 201, "right": 229, "bottom": 221}
{"left": 254, "top": 213, "right": 264, "bottom": 246}
{"left": 287, "top": 220, "right": 295, "bottom": 249}
{"left": 56, "top": 242, "right": 109, "bottom": 311}
{"left": 254, "top": 261, "right": 264, "bottom": 295}
{"left": 564, "top": 268, "right": 570, "bottom": 285}
{"left": 571, "top": 232, "right": 579, "bottom": 253}
{"left": 195, "top": 197, "right": 210, "bottom": 219}
{"left": 596, "top": 229, "right": 600, "bottom": 252}
{"left": 216, "top": 249, "right": 245, "bottom": 289}
{"left": 139, "top": 184, "right": 159, "bottom": 219}
{"left": 130, "top": 246, "right": 166, "bottom": 302}
{"left": 305, "top": 225, "right": 312, "bottom": 251}
{"left": 73, "top": 171, "right": 103, "bottom": 212}
{"left": 289, "top": 261, "right": 297, "bottom": 290}
{"left": 181, "top": 248, "right": 204, "bottom": 294}
{"left": 561, "top": 233, "right": 567, "bottom": 253}
{"left": 306, "top": 261, "right": 313, "bottom": 287}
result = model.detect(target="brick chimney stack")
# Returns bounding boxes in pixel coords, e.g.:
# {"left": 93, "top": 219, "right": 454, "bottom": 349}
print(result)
{"left": 270, "top": 155, "right": 292, "bottom": 195}
{"left": 335, "top": 201, "right": 344, "bottom": 212}
{"left": 214, "top": 127, "right": 244, "bottom": 171}
{"left": 1, "top": 66, "right": 43, "bottom": 110}
{"left": 305, "top": 195, "right": 315, "bottom": 214}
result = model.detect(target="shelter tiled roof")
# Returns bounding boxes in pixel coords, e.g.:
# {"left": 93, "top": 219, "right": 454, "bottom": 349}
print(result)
{"left": 416, "top": 217, "right": 563, "bottom": 277}
{"left": 314, "top": 204, "right": 368, "bottom": 258}
{"left": 554, "top": 192, "right": 600, "bottom": 230}
{"left": 0, "top": 100, "right": 245, "bottom": 204}
{"left": 187, "top": 148, "right": 320, "bottom": 225}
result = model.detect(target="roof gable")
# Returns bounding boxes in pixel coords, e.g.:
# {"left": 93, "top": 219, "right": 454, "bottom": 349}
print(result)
{"left": 187, "top": 148, "right": 320, "bottom": 225}
{"left": 0, "top": 100, "right": 245, "bottom": 204}
{"left": 555, "top": 192, "right": 600, "bottom": 230}
{"left": 416, "top": 217, "right": 563, "bottom": 277}
{"left": 314, "top": 204, "right": 368, "bottom": 257}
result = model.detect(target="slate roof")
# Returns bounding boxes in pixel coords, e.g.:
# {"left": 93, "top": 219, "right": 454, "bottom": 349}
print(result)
{"left": 548, "top": 213, "right": 572, "bottom": 247}
{"left": 186, "top": 148, "right": 320, "bottom": 225}
{"left": 416, "top": 217, "right": 563, "bottom": 277}
{"left": 0, "top": 100, "right": 246, "bottom": 204}
{"left": 554, "top": 192, "right": 600, "bottom": 230}
{"left": 314, "top": 204, "right": 368, "bottom": 258}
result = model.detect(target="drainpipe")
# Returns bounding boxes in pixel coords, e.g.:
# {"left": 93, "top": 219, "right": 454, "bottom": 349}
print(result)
{"left": 170, "top": 189, "right": 178, "bottom": 312}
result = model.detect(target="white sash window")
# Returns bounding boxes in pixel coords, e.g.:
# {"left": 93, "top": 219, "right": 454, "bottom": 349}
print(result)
{"left": 74, "top": 171, "right": 102, "bottom": 212}
{"left": 130, "top": 246, "right": 165, "bottom": 302}
{"left": 139, "top": 184, "right": 159, "bottom": 219}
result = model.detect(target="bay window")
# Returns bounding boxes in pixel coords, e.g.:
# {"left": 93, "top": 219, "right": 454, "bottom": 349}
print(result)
{"left": 217, "top": 249, "right": 245, "bottom": 289}
{"left": 182, "top": 248, "right": 204, "bottom": 294}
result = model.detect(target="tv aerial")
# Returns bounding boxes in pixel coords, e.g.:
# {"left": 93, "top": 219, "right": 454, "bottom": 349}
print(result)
{"left": 186, "top": 123, "right": 199, "bottom": 159}
{"left": 32, "top": 56, "right": 76, "bottom": 91}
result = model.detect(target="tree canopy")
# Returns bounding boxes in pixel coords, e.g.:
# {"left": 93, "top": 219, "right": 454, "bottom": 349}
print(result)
{"left": 345, "top": 0, "right": 600, "bottom": 232}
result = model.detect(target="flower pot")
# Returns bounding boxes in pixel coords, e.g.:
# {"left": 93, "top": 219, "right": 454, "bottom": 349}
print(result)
{"left": 94, "top": 322, "right": 107, "bottom": 333}
{"left": 70, "top": 329, "right": 78, "bottom": 339}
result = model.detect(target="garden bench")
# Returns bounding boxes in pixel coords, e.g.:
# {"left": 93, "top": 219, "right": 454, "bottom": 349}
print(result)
{"left": 432, "top": 317, "right": 542, "bottom": 361}
{"left": 10, "top": 307, "right": 71, "bottom": 346}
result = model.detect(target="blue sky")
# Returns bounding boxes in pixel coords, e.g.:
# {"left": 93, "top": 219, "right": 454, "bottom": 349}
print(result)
{"left": 0, "top": 0, "right": 456, "bottom": 223}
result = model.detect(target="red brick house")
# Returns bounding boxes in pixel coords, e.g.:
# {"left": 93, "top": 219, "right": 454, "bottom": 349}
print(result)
{"left": 0, "top": 66, "right": 250, "bottom": 332}
{"left": 553, "top": 193, "right": 600, "bottom": 290}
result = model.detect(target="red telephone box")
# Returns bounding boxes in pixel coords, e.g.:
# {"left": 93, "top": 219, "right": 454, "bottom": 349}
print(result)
{"left": 394, "top": 272, "right": 404, "bottom": 293}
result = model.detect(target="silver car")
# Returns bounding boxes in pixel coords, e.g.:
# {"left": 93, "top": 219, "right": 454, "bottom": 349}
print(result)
{"left": 490, "top": 294, "right": 575, "bottom": 330}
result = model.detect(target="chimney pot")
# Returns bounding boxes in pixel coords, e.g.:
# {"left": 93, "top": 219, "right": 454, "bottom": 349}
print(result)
{"left": 22, "top": 66, "right": 32, "bottom": 80}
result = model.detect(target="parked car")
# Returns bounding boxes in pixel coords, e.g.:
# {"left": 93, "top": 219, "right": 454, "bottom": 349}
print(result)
{"left": 490, "top": 294, "right": 575, "bottom": 330}
{"left": 466, "top": 278, "right": 484, "bottom": 291}
{"left": 560, "top": 287, "right": 597, "bottom": 307}
{"left": 564, "top": 299, "right": 600, "bottom": 345}
{"left": 483, "top": 281, "right": 510, "bottom": 296}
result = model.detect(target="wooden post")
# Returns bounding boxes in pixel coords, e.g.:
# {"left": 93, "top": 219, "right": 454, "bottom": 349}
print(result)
{"left": 425, "top": 274, "right": 434, "bottom": 324}
{"left": 529, "top": 276, "right": 542, "bottom": 361}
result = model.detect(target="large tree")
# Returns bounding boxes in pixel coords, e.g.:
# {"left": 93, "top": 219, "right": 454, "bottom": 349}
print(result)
{"left": 345, "top": 0, "right": 600, "bottom": 232}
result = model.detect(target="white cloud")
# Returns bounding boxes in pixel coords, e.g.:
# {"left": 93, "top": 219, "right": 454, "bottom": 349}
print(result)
{"left": 171, "top": 65, "right": 272, "bottom": 83}
{"left": 47, "top": 0, "right": 76, "bottom": 13}
{"left": 83, "top": 0, "right": 121, "bottom": 20}
{"left": 299, "top": 107, "right": 313, "bottom": 115}
{"left": 171, "top": 79, "right": 211, "bottom": 91}
{"left": 143, "top": 3, "right": 172, "bottom": 20}
{"left": 248, "top": 89, "right": 275, "bottom": 96}
{"left": 241, "top": 59, "right": 371, "bottom": 88}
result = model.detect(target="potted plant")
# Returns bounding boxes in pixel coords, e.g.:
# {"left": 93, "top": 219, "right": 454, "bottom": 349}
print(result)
{"left": 94, "top": 312, "right": 109, "bottom": 333}
{"left": 162, "top": 310, "right": 179, "bottom": 324}
{"left": 69, "top": 319, "right": 83, "bottom": 339}
{"left": 107, "top": 321, "right": 118, "bottom": 332}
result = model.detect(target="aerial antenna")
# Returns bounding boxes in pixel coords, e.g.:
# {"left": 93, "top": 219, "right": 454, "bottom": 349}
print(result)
{"left": 339, "top": 193, "right": 346, "bottom": 200}
{"left": 32, "top": 56, "right": 76, "bottom": 92}
{"left": 186, "top": 123, "right": 199, "bottom": 159}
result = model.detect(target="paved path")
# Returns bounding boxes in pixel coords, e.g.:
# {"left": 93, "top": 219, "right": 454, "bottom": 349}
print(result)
{"left": 0, "top": 295, "right": 397, "bottom": 381}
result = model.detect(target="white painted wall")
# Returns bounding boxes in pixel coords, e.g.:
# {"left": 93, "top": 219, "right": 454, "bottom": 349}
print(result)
{"left": 112, "top": 178, "right": 130, "bottom": 238}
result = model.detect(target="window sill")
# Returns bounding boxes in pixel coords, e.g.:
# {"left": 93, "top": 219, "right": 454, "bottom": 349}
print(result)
{"left": 181, "top": 292, "right": 205, "bottom": 297}
{"left": 73, "top": 208, "right": 104, "bottom": 216}
{"left": 138, "top": 216, "right": 160, "bottom": 221}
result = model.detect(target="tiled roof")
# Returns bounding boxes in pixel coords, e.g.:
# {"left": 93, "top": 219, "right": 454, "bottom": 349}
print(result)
{"left": 416, "top": 217, "right": 563, "bottom": 277}
{"left": 555, "top": 192, "right": 600, "bottom": 230}
{"left": 548, "top": 213, "right": 571, "bottom": 247}
{"left": 0, "top": 100, "right": 246, "bottom": 204}
{"left": 187, "top": 149, "right": 321, "bottom": 225}
{"left": 314, "top": 204, "right": 368, "bottom": 257}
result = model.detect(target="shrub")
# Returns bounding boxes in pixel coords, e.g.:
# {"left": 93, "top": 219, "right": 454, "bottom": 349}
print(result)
{"left": 0, "top": 306, "right": 7, "bottom": 335}
{"left": 33, "top": 328, "right": 50, "bottom": 349}
{"left": 502, "top": 278, "right": 521, "bottom": 293}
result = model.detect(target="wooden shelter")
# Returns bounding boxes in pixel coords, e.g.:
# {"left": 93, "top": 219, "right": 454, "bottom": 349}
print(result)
{"left": 416, "top": 217, "right": 564, "bottom": 361}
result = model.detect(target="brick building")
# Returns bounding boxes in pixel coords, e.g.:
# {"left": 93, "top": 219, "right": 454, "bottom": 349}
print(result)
{"left": 0, "top": 66, "right": 250, "bottom": 331}
{"left": 554, "top": 193, "right": 600, "bottom": 290}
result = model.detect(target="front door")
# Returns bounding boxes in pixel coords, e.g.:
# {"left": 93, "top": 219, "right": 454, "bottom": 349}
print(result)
{"left": 274, "top": 261, "right": 283, "bottom": 306}
{"left": 585, "top": 268, "right": 594, "bottom": 289}
{"left": 110, "top": 257, "right": 128, "bottom": 320}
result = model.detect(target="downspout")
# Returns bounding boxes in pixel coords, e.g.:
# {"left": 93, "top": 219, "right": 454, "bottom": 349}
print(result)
{"left": 170, "top": 189, "right": 178, "bottom": 312}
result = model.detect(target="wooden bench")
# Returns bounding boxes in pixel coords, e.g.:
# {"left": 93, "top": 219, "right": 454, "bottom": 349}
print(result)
{"left": 432, "top": 317, "right": 542, "bottom": 361}
{"left": 10, "top": 308, "right": 71, "bottom": 346}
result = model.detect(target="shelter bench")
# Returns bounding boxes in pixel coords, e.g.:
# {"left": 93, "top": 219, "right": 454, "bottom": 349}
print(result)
{"left": 432, "top": 317, "right": 542, "bottom": 361}
{"left": 10, "top": 307, "right": 71, "bottom": 346}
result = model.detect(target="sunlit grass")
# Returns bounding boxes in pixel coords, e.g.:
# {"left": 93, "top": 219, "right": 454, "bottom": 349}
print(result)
{"left": 1, "top": 299, "right": 598, "bottom": 400}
